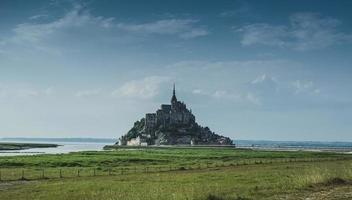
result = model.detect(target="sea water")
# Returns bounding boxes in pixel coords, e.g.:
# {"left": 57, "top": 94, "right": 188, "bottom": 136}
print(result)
{"left": 0, "top": 139, "right": 113, "bottom": 156}
{"left": 1, "top": 138, "right": 352, "bottom": 156}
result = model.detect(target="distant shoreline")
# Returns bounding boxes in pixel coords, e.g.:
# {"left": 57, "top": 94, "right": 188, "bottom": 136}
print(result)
{"left": 104, "top": 144, "right": 352, "bottom": 154}
{"left": 0, "top": 142, "right": 59, "bottom": 151}
{"left": 1, "top": 138, "right": 352, "bottom": 154}
{"left": 0, "top": 137, "right": 116, "bottom": 143}
{"left": 104, "top": 144, "right": 237, "bottom": 150}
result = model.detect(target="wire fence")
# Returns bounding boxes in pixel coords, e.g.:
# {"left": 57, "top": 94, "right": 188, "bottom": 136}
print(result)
{"left": 0, "top": 157, "right": 351, "bottom": 182}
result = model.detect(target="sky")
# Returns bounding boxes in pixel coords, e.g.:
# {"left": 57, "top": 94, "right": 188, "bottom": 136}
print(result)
{"left": 0, "top": 0, "right": 352, "bottom": 141}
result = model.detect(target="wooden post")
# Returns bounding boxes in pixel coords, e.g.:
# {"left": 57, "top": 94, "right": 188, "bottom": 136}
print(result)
{"left": 93, "top": 168, "right": 96, "bottom": 176}
{"left": 59, "top": 169, "right": 62, "bottom": 178}
{"left": 77, "top": 169, "right": 80, "bottom": 177}
{"left": 42, "top": 169, "right": 45, "bottom": 179}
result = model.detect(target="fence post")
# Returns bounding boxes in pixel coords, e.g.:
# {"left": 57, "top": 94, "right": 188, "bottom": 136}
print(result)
{"left": 59, "top": 169, "right": 62, "bottom": 178}
{"left": 93, "top": 168, "right": 96, "bottom": 176}
{"left": 77, "top": 169, "right": 80, "bottom": 177}
{"left": 42, "top": 169, "right": 45, "bottom": 179}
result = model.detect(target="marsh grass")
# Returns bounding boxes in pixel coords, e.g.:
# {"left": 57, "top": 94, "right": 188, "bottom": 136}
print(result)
{"left": 0, "top": 161, "right": 351, "bottom": 200}
{"left": 292, "top": 161, "right": 352, "bottom": 188}
{"left": 0, "top": 148, "right": 351, "bottom": 199}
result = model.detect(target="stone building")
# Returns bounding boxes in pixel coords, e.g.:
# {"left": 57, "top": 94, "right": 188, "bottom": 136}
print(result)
{"left": 119, "top": 84, "right": 233, "bottom": 146}
{"left": 145, "top": 84, "right": 195, "bottom": 129}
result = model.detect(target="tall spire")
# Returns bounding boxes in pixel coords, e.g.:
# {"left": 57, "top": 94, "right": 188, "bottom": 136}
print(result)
{"left": 171, "top": 83, "right": 177, "bottom": 103}
{"left": 173, "top": 83, "right": 176, "bottom": 96}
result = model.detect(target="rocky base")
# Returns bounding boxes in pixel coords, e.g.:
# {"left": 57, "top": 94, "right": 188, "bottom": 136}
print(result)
{"left": 118, "top": 118, "right": 233, "bottom": 146}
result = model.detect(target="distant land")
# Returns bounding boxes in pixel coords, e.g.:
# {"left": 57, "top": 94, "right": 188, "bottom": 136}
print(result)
{"left": 1, "top": 138, "right": 351, "bottom": 150}
{"left": 0, "top": 137, "right": 116, "bottom": 143}
{"left": 236, "top": 140, "right": 352, "bottom": 148}
{"left": 0, "top": 143, "right": 59, "bottom": 151}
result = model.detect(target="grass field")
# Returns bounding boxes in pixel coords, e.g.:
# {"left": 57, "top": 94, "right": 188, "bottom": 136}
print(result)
{"left": 0, "top": 147, "right": 351, "bottom": 199}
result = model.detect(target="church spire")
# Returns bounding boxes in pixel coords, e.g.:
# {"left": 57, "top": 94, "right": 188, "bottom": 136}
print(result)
{"left": 171, "top": 83, "right": 177, "bottom": 103}
{"left": 173, "top": 83, "right": 176, "bottom": 96}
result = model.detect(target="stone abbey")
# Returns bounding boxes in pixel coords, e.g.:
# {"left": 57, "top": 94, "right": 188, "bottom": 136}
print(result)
{"left": 118, "top": 84, "right": 232, "bottom": 146}
{"left": 145, "top": 84, "right": 195, "bottom": 130}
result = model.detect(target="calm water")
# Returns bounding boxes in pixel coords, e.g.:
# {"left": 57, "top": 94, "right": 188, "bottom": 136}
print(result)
{"left": 0, "top": 139, "right": 113, "bottom": 156}
{"left": 235, "top": 140, "right": 352, "bottom": 153}
{"left": 1, "top": 139, "right": 352, "bottom": 156}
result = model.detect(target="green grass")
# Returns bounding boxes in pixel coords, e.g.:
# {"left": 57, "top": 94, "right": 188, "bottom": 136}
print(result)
{"left": 0, "top": 160, "right": 351, "bottom": 200}
{"left": 0, "top": 147, "right": 348, "bottom": 168}
{"left": 0, "top": 147, "right": 351, "bottom": 199}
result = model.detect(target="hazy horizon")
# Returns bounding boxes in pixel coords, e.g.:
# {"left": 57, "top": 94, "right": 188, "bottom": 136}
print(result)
{"left": 2, "top": 137, "right": 352, "bottom": 143}
{"left": 1, "top": 0, "right": 352, "bottom": 141}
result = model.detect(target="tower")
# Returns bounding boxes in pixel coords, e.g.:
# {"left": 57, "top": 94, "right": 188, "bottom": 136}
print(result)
{"left": 171, "top": 83, "right": 177, "bottom": 105}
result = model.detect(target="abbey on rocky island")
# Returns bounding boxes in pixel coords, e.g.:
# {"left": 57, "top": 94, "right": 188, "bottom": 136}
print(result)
{"left": 145, "top": 84, "right": 195, "bottom": 130}
{"left": 118, "top": 84, "right": 233, "bottom": 146}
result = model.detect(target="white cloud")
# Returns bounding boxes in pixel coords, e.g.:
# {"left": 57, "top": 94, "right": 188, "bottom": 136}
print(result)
{"left": 44, "top": 87, "right": 55, "bottom": 96}
{"left": 237, "top": 12, "right": 352, "bottom": 50}
{"left": 291, "top": 80, "right": 320, "bottom": 95}
{"left": 16, "top": 89, "right": 39, "bottom": 97}
{"left": 192, "top": 88, "right": 247, "bottom": 103}
{"left": 75, "top": 89, "right": 101, "bottom": 97}
{"left": 0, "top": 4, "right": 208, "bottom": 56}
{"left": 212, "top": 90, "right": 241, "bottom": 100}
{"left": 0, "top": 86, "right": 55, "bottom": 98}
{"left": 0, "top": 4, "right": 115, "bottom": 56}
{"left": 192, "top": 89, "right": 207, "bottom": 95}
{"left": 179, "top": 28, "right": 208, "bottom": 39}
{"left": 251, "top": 74, "right": 277, "bottom": 84}
{"left": 246, "top": 93, "right": 261, "bottom": 105}
{"left": 29, "top": 14, "right": 48, "bottom": 20}
{"left": 113, "top": 76, "right": 170, "bottom": 99}
{"left": 237, "top": 23, "right": 288, "bottom": 47}
{"left": 13, "top": 7, "right": 112, "bottom": 44}
{"left": 250, "top": 74, "right": 279, "bottom": 95}
{"left": 117, "top": 19, "right": 208, "bottom": 39}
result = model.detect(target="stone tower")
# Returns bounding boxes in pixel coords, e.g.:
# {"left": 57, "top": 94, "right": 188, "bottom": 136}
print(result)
{"left": 171, "top": 83, "right": 177, "bottom": 106}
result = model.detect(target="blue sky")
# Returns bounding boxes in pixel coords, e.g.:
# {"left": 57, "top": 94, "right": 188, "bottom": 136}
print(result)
{"left": 0, "top": 0, "right": 352, "bottom": 141}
